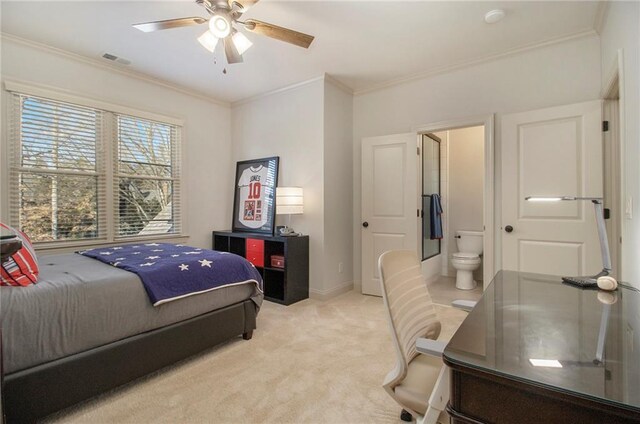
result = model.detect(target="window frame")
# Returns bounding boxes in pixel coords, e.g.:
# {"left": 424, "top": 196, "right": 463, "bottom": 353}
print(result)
{"left": 5, "top": 80, "right": 187, "bottom": 251}
{"left": 113, "top": 112, "right": 182, "bottom": 240}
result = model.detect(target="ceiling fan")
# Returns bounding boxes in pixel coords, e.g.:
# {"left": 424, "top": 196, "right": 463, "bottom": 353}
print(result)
{"left": 133, "top": 0, "right": 314, "bottom": 65}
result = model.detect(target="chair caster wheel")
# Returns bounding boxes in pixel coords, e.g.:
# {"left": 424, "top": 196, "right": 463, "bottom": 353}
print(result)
{"left": 400, "top": 409, "right": 413, "bottom": 422}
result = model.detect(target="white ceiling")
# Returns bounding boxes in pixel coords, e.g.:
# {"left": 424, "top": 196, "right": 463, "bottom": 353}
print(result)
{"left": 1, "top": 1, "right": 601, "bottom": 103}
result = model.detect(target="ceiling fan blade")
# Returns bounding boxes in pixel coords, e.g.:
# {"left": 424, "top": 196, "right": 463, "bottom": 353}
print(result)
{"left": 233, "top": 0, "right": 260, "bottom": 12}
{"left": 133, "top": 17, "right": 207, "bottom": 33}
{"left": 224, "top": 36, "right": 243, "bottom": 64}
{"left": 244, "top": 19, "right": 314, "bottom": 49}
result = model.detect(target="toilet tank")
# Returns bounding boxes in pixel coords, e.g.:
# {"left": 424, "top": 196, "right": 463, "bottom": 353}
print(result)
{"left": 456, "top": 230, "right": 484, "bottom": 255}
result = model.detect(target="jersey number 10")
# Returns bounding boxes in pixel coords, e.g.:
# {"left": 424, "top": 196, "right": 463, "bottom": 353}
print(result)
{"left": 248, "top": 182, "right": 262, "bottom": 200}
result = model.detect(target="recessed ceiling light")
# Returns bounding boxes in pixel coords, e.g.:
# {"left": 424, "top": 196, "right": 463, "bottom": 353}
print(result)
{"left": 484, "top": 9, "right": 506, "bottom": 24}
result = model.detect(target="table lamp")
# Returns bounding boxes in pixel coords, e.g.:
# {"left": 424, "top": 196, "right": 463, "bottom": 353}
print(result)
{"left": 276, "top": 187, "right": 304, "bottom": 236}
{"left": 525, "top": 196, "right": 611, "bottom": 285}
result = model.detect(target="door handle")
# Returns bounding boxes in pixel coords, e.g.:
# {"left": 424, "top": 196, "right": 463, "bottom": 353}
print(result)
{"left": 362, "top": 222, "right": 369, "bottom": 228}
{"left": 505, "top": 225, "right": 514, "bottom": 233}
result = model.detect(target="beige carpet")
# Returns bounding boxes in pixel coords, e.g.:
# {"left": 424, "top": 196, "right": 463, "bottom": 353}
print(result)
{"left": 46, "top": 291, "right": 468, "bottom": 424}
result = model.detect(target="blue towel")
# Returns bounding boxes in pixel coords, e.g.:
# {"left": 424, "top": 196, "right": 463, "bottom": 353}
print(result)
{"left": 430, "top": 194, "right": 443, "bottom": 240}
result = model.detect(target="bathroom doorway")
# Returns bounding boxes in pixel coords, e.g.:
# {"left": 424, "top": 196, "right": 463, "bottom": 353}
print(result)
{"left": 417, "top": 116, "right": 494, "bottom": 292}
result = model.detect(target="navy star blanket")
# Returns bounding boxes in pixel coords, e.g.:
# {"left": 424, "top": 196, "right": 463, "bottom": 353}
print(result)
{"left": 78, "top": 243, "right": 263, "bottom": 306}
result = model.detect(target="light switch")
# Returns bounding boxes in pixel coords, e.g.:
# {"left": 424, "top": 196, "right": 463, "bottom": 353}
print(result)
{"left": 626, "top": 196, "right": 633, "bottom": 220}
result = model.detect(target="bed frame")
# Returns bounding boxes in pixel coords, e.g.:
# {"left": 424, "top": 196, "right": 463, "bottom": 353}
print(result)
{"left": 2, "top": 299, "right": 257, "bottom": 422}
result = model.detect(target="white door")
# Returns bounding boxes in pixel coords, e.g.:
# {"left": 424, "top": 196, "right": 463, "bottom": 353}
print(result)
{"left": 502, "top": 101, "right": 603, "bottom": 276}
{"left": 361, "top": 133, "right": 418, "bottom": 296}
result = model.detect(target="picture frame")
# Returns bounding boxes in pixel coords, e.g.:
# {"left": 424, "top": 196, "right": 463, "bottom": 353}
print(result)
{"left": 232, "top": 156, "right": 279, "bottom": 234}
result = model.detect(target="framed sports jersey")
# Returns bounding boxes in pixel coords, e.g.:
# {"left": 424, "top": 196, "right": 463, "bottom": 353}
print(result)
{"left": 232, "top": 156, "right": 279, "bottom": 234}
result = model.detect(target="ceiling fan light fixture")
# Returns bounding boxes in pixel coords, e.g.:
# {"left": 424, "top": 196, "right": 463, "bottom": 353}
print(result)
{"left": 209, "top": 13, "right": 232, "bottom": 38}
{"left": 198, "top": 30, "right": 219, "bottom": 53}
{"left": 232, "top": 31, "right": 253, "bottom": 55}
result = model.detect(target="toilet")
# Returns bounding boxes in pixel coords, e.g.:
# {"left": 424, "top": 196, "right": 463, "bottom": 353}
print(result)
{"left": 451, "top": 230, "right": 483, "bottom": 290}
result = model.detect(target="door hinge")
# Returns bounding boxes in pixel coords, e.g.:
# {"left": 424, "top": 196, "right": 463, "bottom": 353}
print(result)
{"left": 603, "top": 121, "right": 609, "bottom": 132}
{"left": 417, "top": 209, "right": 420, "bottom": 217}
{"left": 417, "top": 147, "right": 420, "bottom": 155}
{"left": 604, "top": 208, "right": 611, "bottom": 220}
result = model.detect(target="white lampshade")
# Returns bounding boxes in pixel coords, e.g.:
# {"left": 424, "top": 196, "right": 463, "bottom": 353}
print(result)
{"left": 232, "top": 31, "right": 253, "bottom": 55}
{"left": 276, "top": 187, "right": 304, "bottom": 215}
{"left": 198, "top": 31, "right": 219, "bottom": 53}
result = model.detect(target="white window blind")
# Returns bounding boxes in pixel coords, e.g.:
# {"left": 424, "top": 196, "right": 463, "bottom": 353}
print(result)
{"left": 115, "top": 115, "right": 181, "bottom": 237}
{"left": 8, "top": 91, "right": 183, "bottom": 246}
{"left": 10, "top": 94, "right": 106, "bottom": 242}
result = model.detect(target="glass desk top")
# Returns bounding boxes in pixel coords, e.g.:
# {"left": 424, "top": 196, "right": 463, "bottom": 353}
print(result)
{"left": 443, "top": 270, "right": 640, "bottom": 413}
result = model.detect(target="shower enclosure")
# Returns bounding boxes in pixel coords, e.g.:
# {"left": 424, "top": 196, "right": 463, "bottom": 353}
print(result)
{"left": 422, "top": 133, "right": 441, "bottom": 260}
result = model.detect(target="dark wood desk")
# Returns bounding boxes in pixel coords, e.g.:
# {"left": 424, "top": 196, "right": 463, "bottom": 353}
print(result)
{"left": 443, "top": 271, "right": 640, "bottom": 423}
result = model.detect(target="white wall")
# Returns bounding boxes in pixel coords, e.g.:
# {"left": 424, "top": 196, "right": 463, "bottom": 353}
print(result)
{"left": 0, "top": 35, "right": 355, "bottom": 297}
{"left": 323, "top": 80, "right": 354, "bottom": 296}
{"left": 231, "top": 79, "right": 326, "bottom": 292}
{"left": 600, "top": 3, "right": 640, "bottom": 402}
{"left": 600, "top": 2, "right": 640, "bottom": 287}
{"left": 0, "top": 36, "right": 232, "bottom": 249}
{"left": 447, "top": 126, "right": 484, "bottom": 278}
{"left": 231, "top": 77, "right": 355, "bottom": 297}
{"left": 353, "top": 35, "right": 602, "bottom": 290}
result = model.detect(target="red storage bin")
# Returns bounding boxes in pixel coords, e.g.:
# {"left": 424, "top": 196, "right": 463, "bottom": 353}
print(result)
{"left": 271, "top": 255, "right": 285, "bottom": 268}
{"left": 245, "top": 238, "right": 264, "bottom": 267}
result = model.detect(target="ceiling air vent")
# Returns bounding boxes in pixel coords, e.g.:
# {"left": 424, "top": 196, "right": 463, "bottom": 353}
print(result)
{"left": 101, "top": 53, "right": 131, "bottom": 66}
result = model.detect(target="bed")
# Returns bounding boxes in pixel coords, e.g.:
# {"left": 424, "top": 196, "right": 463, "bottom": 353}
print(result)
{"left": 1, "top": 247, "right": 263, "bottom": 422}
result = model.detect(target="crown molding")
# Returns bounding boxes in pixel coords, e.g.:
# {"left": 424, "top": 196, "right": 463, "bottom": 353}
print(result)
{"left": 594, "top": 1, "right": 610, "bottom": 35}
{"left": 0, "top": 32, "right": 230, "bottom": 108}
{"left": 353, "top": 29, "right": 598, "bottom": 97}
{"left": 2, "top": 24, "right": 600, "bottom": 106}
{"left": 231, "top": 73, "right": 354, "bottom": 107}
{"left": 323, "top": 73, "right": 354, "bottom": 95}
{"left": 231, "top": 75, "right": 326, "bottom": 107}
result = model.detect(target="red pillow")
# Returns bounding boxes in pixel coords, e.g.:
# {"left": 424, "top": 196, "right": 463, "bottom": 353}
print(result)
{"left": 1, "top": 223, "right": 39, "bottom": 286}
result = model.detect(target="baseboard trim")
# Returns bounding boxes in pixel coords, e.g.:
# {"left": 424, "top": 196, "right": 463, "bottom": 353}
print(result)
{"left": 310, "top": 281, "right": 354, "bottom": 301}
{"left": 425, "top": 274, "right": 440, "bottom": 286}
{"left": 353, "top": 280, "right": 362, "bottom": 294}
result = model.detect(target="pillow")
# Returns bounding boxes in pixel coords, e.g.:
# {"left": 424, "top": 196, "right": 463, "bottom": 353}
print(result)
{"left": 1, "top": 223, "right": 39, "bottom": 286}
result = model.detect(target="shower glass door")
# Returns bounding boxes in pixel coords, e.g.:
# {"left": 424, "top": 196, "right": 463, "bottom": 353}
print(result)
{"left": 422, "top": 134, "right": 441, "bottom": 260}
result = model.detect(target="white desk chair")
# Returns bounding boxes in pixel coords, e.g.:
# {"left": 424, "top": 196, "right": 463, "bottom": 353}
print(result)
{"left": 379, "top": 250, "right": 475, "bottom": 424}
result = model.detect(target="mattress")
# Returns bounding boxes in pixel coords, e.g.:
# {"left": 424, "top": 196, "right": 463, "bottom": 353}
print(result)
{"left": 0, "top": 253, "right": 263, "bottom": 374}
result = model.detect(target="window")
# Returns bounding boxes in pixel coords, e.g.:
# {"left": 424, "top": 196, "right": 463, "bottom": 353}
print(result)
{"left": 9, "top": 93, "right": 182, "bottom": 245}
{"left": 11, "top": 95, "right": 105, "bottom": 242}
{"left": 116, "top": 115, "right": 181, "bottom": 237}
